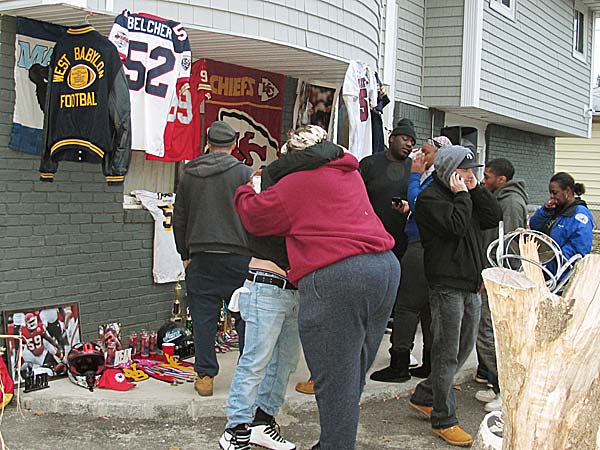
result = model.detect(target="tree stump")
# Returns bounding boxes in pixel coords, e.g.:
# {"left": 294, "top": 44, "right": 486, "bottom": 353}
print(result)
{"left": 475, "top": 237, "right": 600, "bottom": 450}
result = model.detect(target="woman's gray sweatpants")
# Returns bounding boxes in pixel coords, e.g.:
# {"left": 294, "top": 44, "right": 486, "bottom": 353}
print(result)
{"left": 297, "top": 251, "right": 400, "bottom": 450}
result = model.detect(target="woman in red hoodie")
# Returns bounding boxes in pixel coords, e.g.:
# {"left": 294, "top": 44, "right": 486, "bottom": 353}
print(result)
{"left": 234, "top": 125, "right": 400, "bottom": 450}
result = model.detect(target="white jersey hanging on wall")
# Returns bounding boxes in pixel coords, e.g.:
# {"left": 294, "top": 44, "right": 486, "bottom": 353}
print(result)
{"left": 131, "top": 190, "right": 185, "bottom": 284}
{"left": 109, "top": 10, "right": 191, "bottom": 157}
{"left": 342, "top": 60, "right": 377, "bottom": 161}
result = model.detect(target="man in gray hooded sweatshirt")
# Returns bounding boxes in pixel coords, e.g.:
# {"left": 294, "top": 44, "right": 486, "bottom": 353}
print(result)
{"left": 408, "top": 145, "right": 502, "bottom": 447}
{"left": 173, "top": 121, "right": 252, "bottom": 397}
{"left": 474, "top": 158, "right": 528, "bottom": 412}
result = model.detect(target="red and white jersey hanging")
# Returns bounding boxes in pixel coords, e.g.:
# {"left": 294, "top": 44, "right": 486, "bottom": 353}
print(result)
{"left": 109, "top": 10, "right": 191, "bottom": 157}
{"left": 342, "top": 60, "right": 377, "bottom": 161}
{"left": 147, "top": 59, "right": 211, "bottom": 162}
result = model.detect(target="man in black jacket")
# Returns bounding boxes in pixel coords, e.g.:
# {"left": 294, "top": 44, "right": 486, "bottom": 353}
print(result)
{"left": 360, "top": 118, "right": 415, "bottom": 383}
{"left": 408, "top": 145, "right": 502, "bottom": 447}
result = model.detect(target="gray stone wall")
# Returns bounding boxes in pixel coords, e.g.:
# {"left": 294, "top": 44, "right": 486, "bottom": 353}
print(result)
{"left": 0, "top": 15, "right": 174, "bottom": 340}
{"left": 485, "top": 124, "right": 555, "bottom": 205}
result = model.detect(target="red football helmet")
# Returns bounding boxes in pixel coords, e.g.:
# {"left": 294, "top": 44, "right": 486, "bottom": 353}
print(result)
{"left": 67, "top": 342, "right": 105, "bottom": 391}
{"left": 25, "top": 313, "right": 38, "bottom": 330}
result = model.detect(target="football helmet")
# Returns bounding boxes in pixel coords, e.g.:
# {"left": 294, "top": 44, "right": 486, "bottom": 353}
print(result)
{"left": 157, "top": 322, "right": 194, "bottom": 359}
{"left": 67, "top": 342, "right": 105, "bottom": 391}
{"left": 25, "top": 313, "right": 38, "bottom": 330}
{"left": 20, "top": 361, "right": 35, "bottom": 380}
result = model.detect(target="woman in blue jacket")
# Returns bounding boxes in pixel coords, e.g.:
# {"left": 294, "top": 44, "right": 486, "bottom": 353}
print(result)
{"left": 529, "top": 172, "right": 594, "bottom": 275}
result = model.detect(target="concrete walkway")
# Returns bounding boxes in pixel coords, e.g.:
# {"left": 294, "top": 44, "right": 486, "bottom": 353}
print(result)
{"left": 17, "top": 331, "right": 477, "bottom": 419}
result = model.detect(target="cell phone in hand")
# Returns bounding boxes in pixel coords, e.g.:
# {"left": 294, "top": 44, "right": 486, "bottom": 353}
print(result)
{"left": 392, "top": 197, "right": 406, "bottom": 207}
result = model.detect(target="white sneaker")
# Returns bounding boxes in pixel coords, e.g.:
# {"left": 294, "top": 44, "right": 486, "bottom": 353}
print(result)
{"left": 250, "top": 420, "right": 296, "bottom": 450}
{"left": 410, "top": 353, "right": 418, "bottom": 368}
{"left": 484, "top": 394, "right": 503, "bottom": 412}
{"left": 475, "top": 388, "right": 496, "bottom": 403}
{"left": 219, "top": 428, "right": 251, "bottom": 450}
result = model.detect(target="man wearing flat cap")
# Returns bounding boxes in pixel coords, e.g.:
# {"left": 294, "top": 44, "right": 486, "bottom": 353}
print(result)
{"left": 173, "top": 120, "right": 252, "bottom": 397}
{"left": 409, "top": 145, "right": 502, "bottom": 446}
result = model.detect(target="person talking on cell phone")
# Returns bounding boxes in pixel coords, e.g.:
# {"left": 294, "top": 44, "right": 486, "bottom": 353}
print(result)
{"left": 408, "top": 145, "right": 502, "bottom": 447}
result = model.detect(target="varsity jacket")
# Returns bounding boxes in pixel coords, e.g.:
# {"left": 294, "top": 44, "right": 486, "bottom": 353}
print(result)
{"left": 40, "top": 25, "right": 131, "bottom": 185}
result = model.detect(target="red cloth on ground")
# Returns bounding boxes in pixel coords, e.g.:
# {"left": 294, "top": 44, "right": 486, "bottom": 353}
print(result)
{"left": 98, "top": 368, "right": 136, "bottom": 391}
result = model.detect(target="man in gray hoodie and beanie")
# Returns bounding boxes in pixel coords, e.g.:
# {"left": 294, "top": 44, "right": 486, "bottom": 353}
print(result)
{"left": 408, "top": 145, "right": 502, "bottom": 447}
{"left": 474, "top": 158, "right": 528, "bottom": 412}
{"left": 173, "top": 121, "right": 252, "bottom": 397}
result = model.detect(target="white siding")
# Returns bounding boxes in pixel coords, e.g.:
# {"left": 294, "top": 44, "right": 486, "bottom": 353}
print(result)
{"left": 106, "top": 0, "right": 383, "bottom": 68}
{"left": 421, "top": 0, "right": 464, "bottom": 107}
{"left": 379, "top": 0, "right": 387, "bottom": 74}
{"left": 556, "top": 121, "right": 600, "bottom": 204}
{"left": 395, "top": 0, "right": 425, "bottom": 103}
{"left": 479, "top": 0, "right": 592, "bottom": 137}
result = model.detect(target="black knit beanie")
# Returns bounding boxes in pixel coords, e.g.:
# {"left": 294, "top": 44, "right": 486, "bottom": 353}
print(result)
{"left": 391, "top": 118, "right": 417, "bottom": 142}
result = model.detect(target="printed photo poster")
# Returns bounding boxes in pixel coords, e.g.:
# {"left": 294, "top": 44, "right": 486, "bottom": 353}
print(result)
{"left": 3, "top": 303, "right": 81, "bottom": 381}
{"left": 293, "top": 80, "right": 338, "bottom": 137}
{"left": 10, "top": 17, "right": 66, "bottom": 155}
{"left": 204, "top": 60, "right": 285, "bottom": 170}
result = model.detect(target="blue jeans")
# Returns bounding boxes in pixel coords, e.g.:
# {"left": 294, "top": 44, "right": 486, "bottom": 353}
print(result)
{"left": 226, "top": 280, "right": 300, "bottom": 428}
{"left": 185, "top": 253, "right": 251, "bottom": 377}
{"left": 410, "top": 285, "right": 481, "bottom": 429}
{"left": 298, "top": 251, "right": 400, "bottom": 450}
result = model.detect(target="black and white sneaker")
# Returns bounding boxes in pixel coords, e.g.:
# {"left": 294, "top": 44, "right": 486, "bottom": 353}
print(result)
{"left": 250, "top": 419, "right": 296, "bottom": 450}
{"left": 219, "top": 428, "right": 251, "bottom": 450}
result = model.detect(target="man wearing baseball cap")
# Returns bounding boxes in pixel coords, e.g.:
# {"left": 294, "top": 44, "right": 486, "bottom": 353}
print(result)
{"left": 173, "top": 121, "right": 252, "bottom": 397}
{"left": 408, "top": 145, "right": 502, "bottom": 446}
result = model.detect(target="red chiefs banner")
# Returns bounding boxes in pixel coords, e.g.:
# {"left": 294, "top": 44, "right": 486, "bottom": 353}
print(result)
{"left": 204, "top": 60, "right": 285, "bottom": 169}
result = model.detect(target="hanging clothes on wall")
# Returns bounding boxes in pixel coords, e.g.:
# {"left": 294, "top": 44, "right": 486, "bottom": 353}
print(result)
{"left": 146, "top": 58, "right": 212, "bottom": 162}
{"left": 10, "top": 17, "right": 66, "bottom": 155}
{"left": 342, "top": 60, "right": 377, "bottom": 161}
{"left": 39, "top": 23, "right": 131, "bottom": 185}
{"left": 204, "top": 59, "right": 285, "bottom": 170}
{"left": 131, "top": 190, "right": 185, "bottom": 284}
{"left": 109, "top": 10, "right": 192, "bottom": 158}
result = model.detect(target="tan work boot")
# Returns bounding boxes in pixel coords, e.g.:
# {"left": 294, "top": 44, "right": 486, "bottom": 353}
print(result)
{"left": 295, "top": 378, "right": 314, "bottom": 395}
{"left": 409, "top": 401, "right": 432, "bottom": 419}
{"left": 194, "top": 375, "right": 213, "bottom": 396}
{"left": 432, "top": 425, "right": 473, "bottom": 447}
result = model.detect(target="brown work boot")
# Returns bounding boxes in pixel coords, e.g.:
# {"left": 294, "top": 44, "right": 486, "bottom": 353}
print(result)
{"left": 409, "top": 401, "right": 432, "bottom": 419}
{"left": 295, "top": 378, "right": 314, "bottom": 395}
{"left": 194, "top": 375, "right": 213, "bottom": 396}
{"left": 432, "top": 425, "right": 473, "bottom": 447}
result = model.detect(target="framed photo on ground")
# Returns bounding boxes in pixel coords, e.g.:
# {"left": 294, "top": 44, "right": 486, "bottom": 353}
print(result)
{"left": 2, "top": 303, "right": 81, "bottom": 381}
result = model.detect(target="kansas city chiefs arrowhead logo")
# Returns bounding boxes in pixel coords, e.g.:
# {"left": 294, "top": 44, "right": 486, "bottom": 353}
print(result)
{"left": 258, "top": 77, "right": 279, "bottom": 102}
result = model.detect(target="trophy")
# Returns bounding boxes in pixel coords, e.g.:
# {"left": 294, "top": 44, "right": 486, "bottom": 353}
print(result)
{"left": 171, "top": 282, "right": 183, "bottom": 323}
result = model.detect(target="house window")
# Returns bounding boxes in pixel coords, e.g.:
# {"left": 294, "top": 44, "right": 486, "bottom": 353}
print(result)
{"left": 572, "top": 4, "right": 586, "bottom": 62}
{"left": 490, "top": 0, "right": 516, "bottom": 20}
